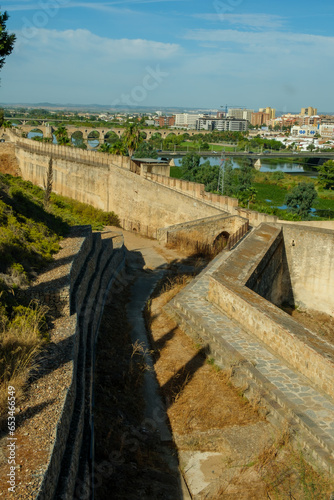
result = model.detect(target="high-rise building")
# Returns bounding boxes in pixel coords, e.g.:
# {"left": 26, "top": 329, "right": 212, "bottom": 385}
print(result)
{"left": 301, "top": 107, "right": 317, "bottom": 116}
{"left": 228, "top": 108, "right": 253, "bottom": 121}
{"left": 259, "top": 107, "right": 276, "bottom": 119}
{"left": 251, "top": 112, "right": 270, "bottom": 126}
{"left": 196, "top": 117, "right": 248, "bottom": 132}
{"left": 174, "top": 113, "right": 203, "bottom": 129}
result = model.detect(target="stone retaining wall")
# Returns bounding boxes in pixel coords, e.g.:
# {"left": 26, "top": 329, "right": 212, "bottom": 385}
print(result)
{"left": 34, "top": 226, "right": 126, "bottom": 499}
{"left": 157, "top": 214, "right": 249, "bottom": 254}
{"left": 144, "top": 171, "right": 278, "bottom": 227}
{"left": 283, "top": 224, "right": 334, "bottom": 316}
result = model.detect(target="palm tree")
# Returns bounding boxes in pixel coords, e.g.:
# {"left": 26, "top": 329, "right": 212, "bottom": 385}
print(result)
{"left": 3, "top": 120, "right": 12, "bottom": 129}
{"left": 122, "top": 122, "right": 143, "bottom": 157}
{"left": 99, "top": 141, "right": 126, "bottom": 155}
{"left": 54, "top": 125, "right": 70, "bottom": 145}
{"left": 109, "top": 141, "right": 127, "bottom": 155}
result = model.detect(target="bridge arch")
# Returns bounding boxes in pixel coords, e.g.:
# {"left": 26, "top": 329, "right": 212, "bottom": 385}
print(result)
{"left": 151, "top": 132, "right": 162, "bottom": 139}
{"left": 28, "top": 128, "right": 44, "bottom": 139}
{"left": 71, "top": 131, "right": 86, "bottom": 148}
{"left": 104, "top": 131, "right": 119, "bottom": 144}
{"left": 87, "top": 130, "right": 100, "bottom": 149}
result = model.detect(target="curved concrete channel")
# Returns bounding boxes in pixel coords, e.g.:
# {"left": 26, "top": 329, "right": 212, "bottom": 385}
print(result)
{"left": 94, "top": 229, "right": 191, "bottom": 499}
{"left": 125, "top": 236, "right": 191, "bottom": 498}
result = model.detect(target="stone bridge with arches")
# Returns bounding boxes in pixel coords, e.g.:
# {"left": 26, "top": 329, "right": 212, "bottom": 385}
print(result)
{"left": 15, "top": 123, "right": 211, "bottom": 145}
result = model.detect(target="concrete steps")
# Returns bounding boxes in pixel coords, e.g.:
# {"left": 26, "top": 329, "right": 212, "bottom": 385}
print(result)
{"left": 164, "top": 251, "right": 334, "bottom": 473}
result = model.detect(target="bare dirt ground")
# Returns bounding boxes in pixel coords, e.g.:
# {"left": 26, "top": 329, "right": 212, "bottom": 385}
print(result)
{"left": 147, "top": 276, "right": 334, "bottom": 499}
{"left": 285, "top": 306, "right": 334, "bottom": 345}
{"left": 0, "top": 142, "right": 20, "bottom": 176}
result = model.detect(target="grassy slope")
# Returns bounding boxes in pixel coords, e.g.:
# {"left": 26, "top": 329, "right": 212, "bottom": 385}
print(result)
{"left": 0, "top": 173, "right": 120, "bottom": 422}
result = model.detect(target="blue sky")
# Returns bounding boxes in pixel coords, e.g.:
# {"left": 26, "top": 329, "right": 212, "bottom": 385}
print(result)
{"left": 1, "top": 0, "right": 333, "bottom": 111}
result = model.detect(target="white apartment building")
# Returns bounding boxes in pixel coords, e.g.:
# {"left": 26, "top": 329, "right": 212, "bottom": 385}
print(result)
{"left": 196, "top": 118, "right": 248, "bottom": 132}
{"left": 319, "top": 123, "right": 334, "bottom": 139}
{"left": 174, "top": 113, "right": 203, "bottom": 129}
{"left": 227, "top": 108, "right": 253, "bottom": 121}
{"left": 291, "top": 125, "right": 318, "bottom": 137}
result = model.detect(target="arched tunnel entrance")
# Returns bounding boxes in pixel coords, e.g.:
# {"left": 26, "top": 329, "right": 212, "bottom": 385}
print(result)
{"left": 213, "top": 231, "right": 230, "bottom": 251}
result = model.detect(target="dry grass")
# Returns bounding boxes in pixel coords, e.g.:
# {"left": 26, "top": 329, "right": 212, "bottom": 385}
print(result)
{"left": 148, "top": 288, "right": 263, "bottom": 437}
{"left": 166, "top": 232, "right": 227, "bottom": 259}
{"left": 0, "top": 301, "right": 48, "bottom": 427}
{"left": 284, "top": 306, "right": 334, "bottom": 346}
{"left": 254, "top": 430, "right": 334, "bottom": 499}
{"left": 160, "top": 274, "right": 193, "bottom": 303}
{"left": 148, "top": 271, "right": 334, "bottom": 499}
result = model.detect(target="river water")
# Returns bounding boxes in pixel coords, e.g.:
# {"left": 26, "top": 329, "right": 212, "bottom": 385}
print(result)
{"left": 166, "top": 155, "right": 313, "bottom": 175}
{"left": 27, "top": 131, "right": 99, "bottom": 148}
{"left": 26, "top": 133, "right": 313, "bottom": 176}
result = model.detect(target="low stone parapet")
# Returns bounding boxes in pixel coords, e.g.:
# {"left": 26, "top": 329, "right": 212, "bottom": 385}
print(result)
{"left": 157, "top": 214, "right": 249, "bottom": 254}
{"left": 208, "top": 223, "right": 334, "bottom": 401}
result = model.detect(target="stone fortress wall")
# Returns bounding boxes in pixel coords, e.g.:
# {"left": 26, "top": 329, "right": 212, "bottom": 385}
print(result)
{"left": 165, "top": 223, "right": 334, "bottom": 473}
{"left": 9, "top": 131, "right": 278, "bottom": 237}
{"left": 2, "top": 132, "right": 334, "bottom": 480}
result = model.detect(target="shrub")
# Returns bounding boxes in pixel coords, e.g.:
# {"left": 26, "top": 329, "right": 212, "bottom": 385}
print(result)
{"left": 0, "top": 301, "right": 48, "bottom": 427}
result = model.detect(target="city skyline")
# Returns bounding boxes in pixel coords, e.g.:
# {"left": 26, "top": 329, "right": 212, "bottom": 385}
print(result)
{"left": 1, "top": 1, "right": 334, "bottom": 110}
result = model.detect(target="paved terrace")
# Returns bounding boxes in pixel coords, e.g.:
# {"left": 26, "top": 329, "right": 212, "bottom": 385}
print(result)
{"left": 165, "top": 241, "right": 334, "bottom": 473}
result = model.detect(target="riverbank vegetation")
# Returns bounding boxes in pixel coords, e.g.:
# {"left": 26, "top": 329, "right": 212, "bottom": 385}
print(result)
{"left": 0, "top": 173, "right": 120, "bottom": 424}
{"left": 170, "top": 154, "right": 334, "bottom": 221}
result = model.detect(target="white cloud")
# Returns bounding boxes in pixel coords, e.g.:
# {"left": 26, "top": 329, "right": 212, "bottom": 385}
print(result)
{"left": 192, "top": 13, "right": 286, "bottom": 30}
{"left": 15, "top": 28, "right": 179, "bottom": 60}
{"left": 7, "top": 0, "right": 189, "bottom": 13}
{"left": 2, "top": 28, "right": 178, "bottom": 104}
{"left": 184, "top": 28, "right": 334, "bottom": 56}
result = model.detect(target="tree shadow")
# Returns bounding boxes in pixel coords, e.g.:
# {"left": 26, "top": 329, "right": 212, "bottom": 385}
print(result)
{"left": 160, "top": 346, "right": 209, "bottom": 409}
{"left": 4, "top": 188, "right": 69, "bottom": 236}
{"left": 152, "top": 326, "right": 178, "bottom": 362}
{"left": 0, "top": 399, "right": 56, "bottom": 436}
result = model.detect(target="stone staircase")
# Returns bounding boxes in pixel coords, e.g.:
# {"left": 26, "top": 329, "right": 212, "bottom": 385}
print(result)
{"left": 164, "top": 250, "right": 334, "bottom": 474}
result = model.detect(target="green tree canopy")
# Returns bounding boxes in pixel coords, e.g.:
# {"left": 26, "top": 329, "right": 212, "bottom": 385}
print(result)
{"left": 99, "top": 140, "right": 126, "bottom": 155}
{"left": 0, "top": 10, "right": 15, "bottom": 70}
{"left": 179, "top": 153, "right": 219, "bottom": 192}
{"left": 317, "top": 160, "right": 334, "bottom": 190}
{"left": 221, "top": 159, "right": 236, "bottom": 197}
{"left": 180, "top": 153, "right": 202, "bottom": 180}
{"left": 285, "top": 182, "right": 317, "bottom": 219}
{"left": 236, "top": 160, "right": 254, "bottom": 193}
{"left": 133, "top": 141, "right": 158, "bottom": 159}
